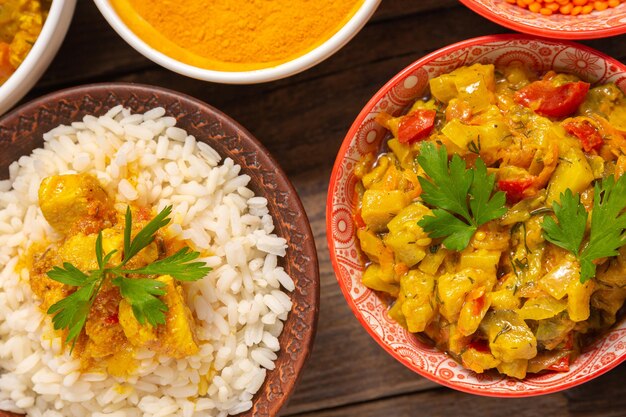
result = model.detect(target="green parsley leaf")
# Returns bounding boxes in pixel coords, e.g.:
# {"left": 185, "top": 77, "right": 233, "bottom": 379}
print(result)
{"left": 542, "top": 189, "right": 587, "bottom": 255}
{"left": 47, "top": 281, "right": 98, "bottom": 350}
{"left": 124, "top": 206, "right": 132, "bottom": 261}
{"left": 125, "top": 247, "right": 211, "bottom": 281}
{"left": 417, "top": 142, "right": 473, "bottom": 222}
{"left": 112, "top": 276, "right": 168, "bottom": 326}
{"left": 542, "top": 176, "right": 626, "bottom": 283}
{"left": 418, "top": 209, "right": 477, "bottom": 250}
{"left": 416, "top": 142, "right": 507, "bottom": 251}
{"left": 122, "top": 205, "right": 172, "bottom": 265}
{"left": 47, "top": 262, "right": 91, "bottom": 286}
{"left": 95, "top": 232, "right": 104, "bottom": 269}
{"left": 469, "top": 158, "right": 507, "bottom": 225}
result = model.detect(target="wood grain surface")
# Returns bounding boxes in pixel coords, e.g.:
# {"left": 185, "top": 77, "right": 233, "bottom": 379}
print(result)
{"left": 8, "top": 0, "right": 626, "bottom": 416}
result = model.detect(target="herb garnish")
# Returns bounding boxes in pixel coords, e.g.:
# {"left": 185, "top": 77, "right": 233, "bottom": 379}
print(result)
{"left": 46, "top": 206, "right": 212, "bottom": 350}
{"left": 542, "top": 176, "right": 626, "bottom": 283}
{"left": 416, "top": 142, "right": 507, "bottom": 251}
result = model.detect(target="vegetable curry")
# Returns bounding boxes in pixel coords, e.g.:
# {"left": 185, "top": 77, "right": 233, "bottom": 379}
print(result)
{"left": 29, "top": 173, "right": 207, "bottom": 376}
{"left": 355, "top": 63, "right": 626, "bottom": 378}
{"left": 0, "top": 0, "right": 51, "bottom": 85}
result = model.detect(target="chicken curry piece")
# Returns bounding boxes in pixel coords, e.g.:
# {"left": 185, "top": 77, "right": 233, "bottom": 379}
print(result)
{"left": 0, "top": 0, "right": 51, "bottom": 84}
{"left": 30, "top": 173, "right": 199, "bottom": 375}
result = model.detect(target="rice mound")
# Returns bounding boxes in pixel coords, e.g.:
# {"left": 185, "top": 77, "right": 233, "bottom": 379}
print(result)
{"left": 0, "top": 106, "right": 295, "bottom": 417}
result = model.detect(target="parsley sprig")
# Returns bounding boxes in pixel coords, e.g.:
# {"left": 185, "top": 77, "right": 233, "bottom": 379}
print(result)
{"left": 416, "top": 142, "right": 507, "bottom": 251}
{"left": 542, "top": 176, "right": 626, "bottom": 282}
{"left": 46, "top": 206, "right": 212, "bottom": 350}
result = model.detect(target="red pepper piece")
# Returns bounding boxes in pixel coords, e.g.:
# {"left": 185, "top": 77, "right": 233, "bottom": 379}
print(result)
{"left": 105, "top": 313, "right": 119, "bottom": 325}
{"left": 514, "top": 80, "right": 590, "bottom": 118}
{"left": 546, "top": 355, "right": 570, "bottom": 372}
{"left": 354, "top": 208, "right": 366, "bottom": 229}
{"left": 498, "top": 177, "right": 536, "bottom": 204}
{"left": 468, "top": 339, "right": 491, "bottom": 354}
{"left": 563, "top": 119, "right": 603, "bottom": 152}
{"left": 471, "top": 294, "right": 486, "bottom": 316}
{"left": 398, "top": 109, "right": 436, "bottom": 143}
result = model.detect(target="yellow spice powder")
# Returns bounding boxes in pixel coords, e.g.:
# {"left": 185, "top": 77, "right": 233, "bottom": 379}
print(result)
{"left": 110, "top": 0, "right": 364, "bottom": 72}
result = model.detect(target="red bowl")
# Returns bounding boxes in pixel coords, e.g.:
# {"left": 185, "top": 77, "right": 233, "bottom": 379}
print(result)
{"left": 327, "top": 34, "right": 626, "bottom": 397}
{"left": 460, "top": 0, "right": 626, "bottom": 39}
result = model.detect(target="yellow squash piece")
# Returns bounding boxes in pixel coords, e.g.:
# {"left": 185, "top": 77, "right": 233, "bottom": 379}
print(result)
{"left": 546, "top": 147, "right": 594, "bottom": 204}
{"left": 567, "top": 278, "right": 595, "bottom": 322}
{"left": 384, "top": 203, "right": 432, "bottom": 267}
{"left": 429, "top": 63, "right": 496, "bottom": 113}
{"left": 480, "top": 310, "right": 537, "bottom": 363}
{"left": 461, "top": 346, "right": 500, "bottom": 373}
{"left": 362, "top": 264, "right": 399, "bottom": 297}
{"left": 399, "top": 270, "right": 435, "bottom": 333}
{"left": 360, "top": 190, "right": 410, "bottom": 232}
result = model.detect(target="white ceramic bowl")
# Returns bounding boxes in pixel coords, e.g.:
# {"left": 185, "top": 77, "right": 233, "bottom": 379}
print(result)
{"left": 93, "top": 0, "right": 381, "bottom": 84}
{"left": 0, "top": 0, "right": 77, "bottom": 115}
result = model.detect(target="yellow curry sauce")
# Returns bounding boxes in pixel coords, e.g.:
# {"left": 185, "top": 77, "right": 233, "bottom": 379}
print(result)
{"left": 355, "top": 63, "right": 626, "bottom": 378}
{"left": 109, "top": 0, "right": 363, "bottom": 71}
{"left": 29, "top": 173, "right": 199, "bottom": 376}
{"left": 0, "top": 0, "right": 51, "bottom": 84}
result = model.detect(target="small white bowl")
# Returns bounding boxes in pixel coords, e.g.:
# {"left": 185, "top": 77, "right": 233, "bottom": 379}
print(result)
{"left": 94, "top": 0, "right": 381, "bottom": 84}
{"left": 0, "top": 0, "right": 77, "bottom": 115}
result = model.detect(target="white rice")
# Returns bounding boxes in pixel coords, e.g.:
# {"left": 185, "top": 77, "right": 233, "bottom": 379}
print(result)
{"left": 0, "top": 107, "right": 295, "bottom": 416}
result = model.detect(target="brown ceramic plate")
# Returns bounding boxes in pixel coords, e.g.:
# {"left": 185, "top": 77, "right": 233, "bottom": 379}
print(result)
{"left": 0, "top": 83, "right": 319, "bottom": 417}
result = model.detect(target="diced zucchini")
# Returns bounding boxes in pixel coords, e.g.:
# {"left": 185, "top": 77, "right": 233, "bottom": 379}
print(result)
{"left": 418, "top": 247, "right": 448, "bottom": 275}
{"left": 437, "top": 269, "right": 478, "bottom": 322}
{"left": 357, "top": 228, "right": 386, "bottom": 263}
{"left": 517, "top": 295, "right": 567, "bottom": 321}
{"left": 429, "top": 63, "right": 496, "bottom": 113}
{"left": 448, "top": 324, "right": 470, "bottom": 355}
{"left": 399, "top": 270, "right": 436, "bottom": 332}
{"left": 388, "top": 294, "right": 407, "bottom": 328}
{"left": 497, "top": 359, "right": 528, "bottom": 379}
{"left": 539, "top": 257, "right": 579, "bottom": 300}
{"left": 460, "top": 249, "right": 501, "bottom": 273}
{"left": 402, "top": 298, "right": 435, "bottom": 333}
{"left": 458, "top": 288, "right": 490, "bottom": 336}
{"left": 361, "top": 189, "right": 410, "bottom": 232}
{"left": 362, "top": 264, "right": 399, "bottom": 296}
{"left": 480, "top": 310, "right": 537, "bottom": 363}
{"left": 387, "top": 138, "right": 419, "bottom": 169}
{"left": 461, "top": 347, "right": 501, "bottom": 373}
{"left": 567, "top": 278, "right": 595, "bottom": 322}
{"left": 489, "top": 289, "right": 520, "bottom": 311}
{"left": 384, "top": 231, "right": 428, "bottom": 268}
{"left": 546, "top": 147, "right": 594, "bottom": 204}
{"left": 384, "top": 203, "right": 432, "bottom": 267}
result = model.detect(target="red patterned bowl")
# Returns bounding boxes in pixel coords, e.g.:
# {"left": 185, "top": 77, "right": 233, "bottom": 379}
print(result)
{"left": 460, "top": 0, "right": 626, "bottom": 39}
{"left": 327, "top": 34, "right": 626, "bottom": 397}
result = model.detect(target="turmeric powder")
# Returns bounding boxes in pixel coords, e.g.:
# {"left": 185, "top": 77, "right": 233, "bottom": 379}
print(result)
{"left": 110, "top": 0, "right": 364, "bottom": 72}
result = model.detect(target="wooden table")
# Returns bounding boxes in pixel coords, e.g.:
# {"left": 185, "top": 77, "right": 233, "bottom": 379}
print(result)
{"left": 18, "top": 1, "right": 626, "bottom": 416}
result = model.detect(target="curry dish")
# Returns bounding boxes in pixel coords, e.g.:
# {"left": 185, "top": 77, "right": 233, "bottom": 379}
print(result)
{"left": 0, "top": 0, "right": 51, "bottom": 85}
{"left": 355, "top": 63, "right": 626, "bottom": 378}
{"left": 29, "top": 173, "right": 199, "bottom": 376}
